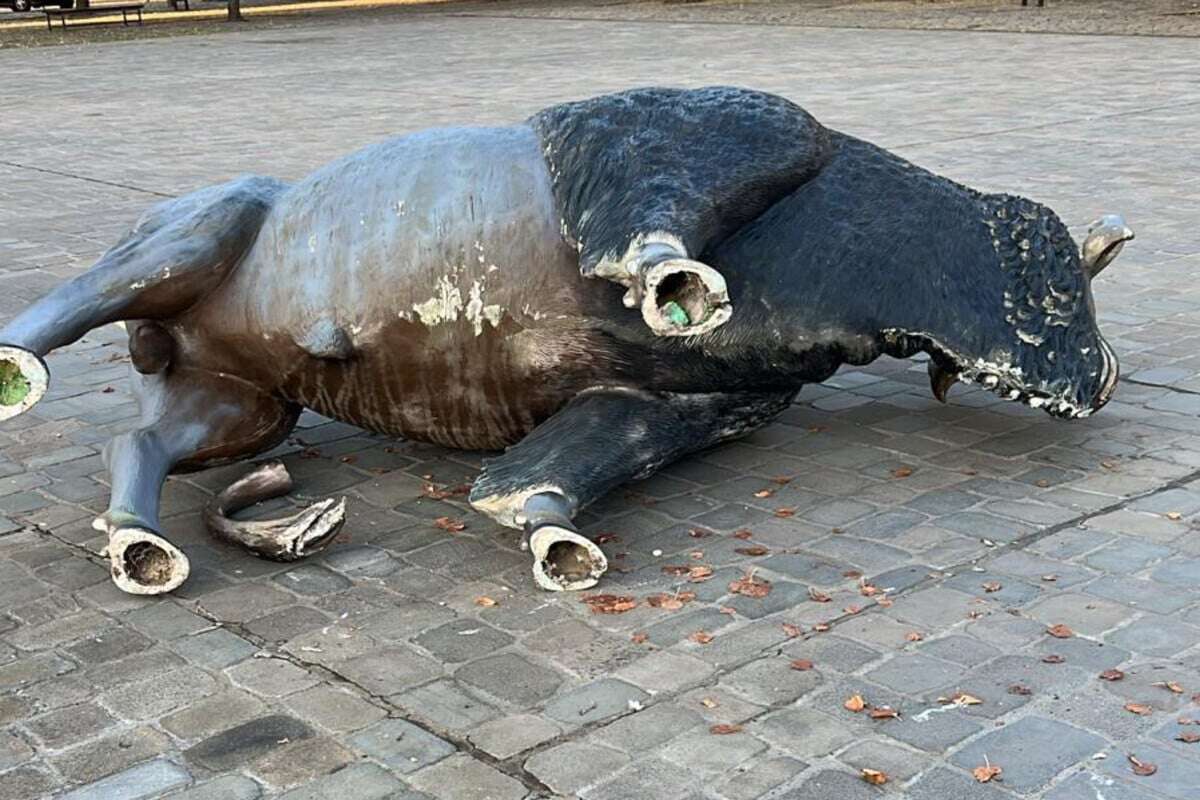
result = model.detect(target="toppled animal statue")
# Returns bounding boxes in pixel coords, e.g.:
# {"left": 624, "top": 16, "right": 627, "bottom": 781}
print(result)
{"left": 0, "top": 87, "right": 1132, "bottom": 596}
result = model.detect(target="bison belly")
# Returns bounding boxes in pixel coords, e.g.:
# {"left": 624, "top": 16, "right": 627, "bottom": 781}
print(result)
{"left": 186, "top": 125, "right": 609, "bottom": 449}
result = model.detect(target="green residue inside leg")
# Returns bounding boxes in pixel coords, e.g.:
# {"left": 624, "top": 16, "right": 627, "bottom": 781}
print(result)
{"left": 0, "top": 359, "right": 30, "bottom": 407}
{"left": 662, "top": 301, "right": 691, "bottom": 327}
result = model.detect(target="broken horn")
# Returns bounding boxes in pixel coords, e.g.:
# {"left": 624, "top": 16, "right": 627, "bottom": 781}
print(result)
{"left": 928, "top": 360, "right": 958, "bottom": 404}
{"left": 520, "top": 491, "right": 608, "bottom": 591}
{"left": 204, "top": 460, "right": 346, "bottom": 561}
{"left": 1081, "top": 214, "right": 1134, "bottom": 278}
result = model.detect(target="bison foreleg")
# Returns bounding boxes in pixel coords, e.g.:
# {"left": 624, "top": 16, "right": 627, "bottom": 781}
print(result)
{"left": 469, "top": 388, "right": 795, "bottom": 591}
{"left": 97, "top": 368, "right": 299, "bottom": 595}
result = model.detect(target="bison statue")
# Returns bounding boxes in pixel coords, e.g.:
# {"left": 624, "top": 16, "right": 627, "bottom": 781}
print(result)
{"left": 0, "top": 87, "right": 1132, "bottom": 596}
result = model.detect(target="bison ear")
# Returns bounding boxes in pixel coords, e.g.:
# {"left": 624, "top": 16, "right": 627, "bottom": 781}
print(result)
{"left": 1081, "top": 214, "right": 1134, "bottom": 278}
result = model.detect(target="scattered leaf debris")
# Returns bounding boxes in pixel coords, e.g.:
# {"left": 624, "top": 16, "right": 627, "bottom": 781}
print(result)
{"left": 774, "top": 507, "right": 796, "bottom": 518}
{"left": 973, "top": 763, "right": 1002, "bottom": 783}
{"left": 729, "top": 573, "right": 772, "bottom": 598}
{"left": 1042, "top": 654, "right": 1066, "bottom": 664}
{"left": 709, "top": 723, "right": 742, "bottom": 735}
{"left": 1047, "top": 623, "right": 1074, "bottom": 639}
{"left": 808, "top": 587, "right": 832, "bottom": 603}
{"left": 868, "top": 706, "right": 899, "bottom": 720}
{"left": 790, "top": 659, "right": 815, "bottom": 671}
{"left": 891, "top": 466, "right": 914, "bottom": 478}
{"left": 1165, "top": 511, "right": 1183, "bottom": 521}
{"left": 782, "top": 623, "right": 803, "bottom": 638}
{"left": 735, "top": 545, "right": 770, "bottom": 556}
{"left": 473, "top": 596, "right": 497, "bottom": 608}
{"left": 1176, "top": 731, "right": 1200, "bottom": 744}
{"left": 581, "top": 594, "right": 637, "bottom": 614}
{"left": 844, "top": 694, "right": 866, "bottom": 713}
{"left": 906, "top": 631, "right": 924, "bottom": 642}
{"left": 433, "top": 516, "right": 466, "bottom": 532}
{"left": 593, "top": 532, "right": 620, "bottom": 545}
{"left": 1124, "top": 703, "right": 1153, "bottom": 716}
{"left": 701, "top": 697, "right": 719, "bottom": 709}
{"left": 732, "top": 529, "right": 753, "bottom": 540}
{"left": 631, "top": 632, "right": 649, "bottom": 644}
{"left": 688, "top": 527, "right": 712, "bottom": 538}
{"left": 689, "top": 630, "right": 715, "bottom": 645}
{"left": 1100, "top": 669, "right": 1125, "bottom": 682}
{"left": 1153, "top": 681, "right": 1184, "bottom": 694}
{"left": 754, "top": 488, "right": 776, "bottom": 499}
{"left": 861, "top": 768, "right": 889, "bottom": 786}
{"left": 646, "top": 591, "right": 696, "bottom": 611}
{"left": 940, "top": 692, "right": 983, "bottom": 706}
{"left": 982, "top": 581, "right": 1003, "bottom": 593}
{"left": 1008, "top": 684, "right": 1033, "bottom": 696}
{"left": 1128, "top": 755, "right": 1157, "bottom": 776}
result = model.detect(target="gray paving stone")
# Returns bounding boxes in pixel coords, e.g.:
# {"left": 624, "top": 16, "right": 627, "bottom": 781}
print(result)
{"left": 59, "top": 759, "right": 191, "bottom": 800}
{"left": 392, "top": 678, "right": 500, "bottom": 731}
{"left": 185, "top": 714, "right": 313, "bottom": 771}
{"left": 346, "top": 718, "right": 455, "bottom": 773}
{"left": 712, "top": 755, "right": 807, "bottom": 800}
{"left": 1046, "top": 771, "right": 1165, "bottom": 800}
{"left": 613, "top": 649, "right": 715, "bottom": 694}
{"left": 161, "top": 691, "right": 269, "bottom": 741}
{"left": 525, "top": 741, "right": 630, "bottom": 795}
{"left": 283, "top": 685, "right": 387, "bottom": 734}
{"left": 720, "top": 655, "right": 824, "bottom": 706}
{"left": 752, "top": 707, "right": 855, "bottom": 757}
{"left": 275, "top": 763, "right": 406, "bottom": 800}
{"left": 778, "top": 769, "right": 877, "bottom": 800}
{"left": 412, "top": 619, "right": 515, "bottom": 663}
{"left": 1106, "top": 615, "right": 1200, "bottom": 657}
{"left": 336, "top": 646, "right": 442, "bottom": 695}
{"left": 1099, "top": 743, "right": 1200, "bottom": 799}
{"left": 543, "top": 678, "right": 649, "bottom": 726}
{"left": 408, "top": 754, "right": 526, "bottom": 800}
{"left": 469, "top": 713, "right": 563, "bottom": 759}
{"left": 591, "top": 702, "right": 705, "bottom": 752}
{"left": 918, "top": 634, "right": 1001, "bottom": 666}
{"left": 952, "top": 716, "right": 1107, "bottom": 792}
{"left": 455, "top": 652, "right": 564, "bottom": 707}
{"left": 865, "top": 653, "right": 967, "bottom": 694}
{"left": 907, "top": 767, "right": 1013, "bottom": 800}
{"left": 166, "top": 775, "right": 262, "bottom": 800}
{"left": 584, "top": 757, "right": 698, "bottom": 800}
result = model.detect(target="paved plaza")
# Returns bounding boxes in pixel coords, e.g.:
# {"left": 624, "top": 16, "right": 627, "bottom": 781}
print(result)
{"left": 1, "top": 10, "right": 1199, "bottom": 800}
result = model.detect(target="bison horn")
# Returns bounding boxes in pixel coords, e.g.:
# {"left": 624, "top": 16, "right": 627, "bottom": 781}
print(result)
{"left": 1081, "top": 214, "right": 1134, "bottom": 278}
{"left": 928, "top": 360, "right": 958, "bottom": 404}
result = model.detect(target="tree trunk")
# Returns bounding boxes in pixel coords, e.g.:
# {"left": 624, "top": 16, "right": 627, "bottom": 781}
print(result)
{"left": 227, "top": 0, "right": 242, "bottom": 21}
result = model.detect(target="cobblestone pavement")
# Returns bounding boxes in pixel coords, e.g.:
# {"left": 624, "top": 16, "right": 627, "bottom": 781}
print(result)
{"left": 2, "top": 13, "right": 1199, "bottom": 800}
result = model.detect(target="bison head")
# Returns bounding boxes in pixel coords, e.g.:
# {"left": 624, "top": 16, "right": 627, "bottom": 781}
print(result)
{"left": 882, "top": 196, "right": 1130, "bottom": 419}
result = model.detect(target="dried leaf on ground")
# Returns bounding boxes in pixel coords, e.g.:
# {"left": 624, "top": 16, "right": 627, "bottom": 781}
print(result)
{"left": 782, "top": 623, "right": 803, "bottom": 638}
{"left": 771, "top": 475, "right": 793, "bottom": 485}
{"left": 729, "top": 573, "right": 772, "bottom": 598}
{"left": 700, "top": 697, "right": 719, "bottom": 709}
{"left": 843, "top": 605, "right": 863, "bottom": 615}
{"left": 868, "top": 706, "right": 899, "bottom": 720}
{"left": 1047, "top": 623, "right": 1074, "bottom": 639}
{"left": 808, "top": 587, "right": 832, "bottom": 603}
{"left": 422, "top": 483, "right": 471, "bottom": 499}
{"left": 982, "top": 581, "right": 1003, "bottom": 593}
{"left": 906, "top": 631, "right": 924, "bottom": 642}
{"left": 719, "top": 606, "right": 736, "bottom": 615}
{"left": 1165, "top": 511, "right": 1183, "bottom": 520}
{"left": 891, "top": 466, "right": 914, "bottom": 478}
{"left": 861, "top": 768, "right": 889, "bottom": 786}
{"left": 581, "top": 594, "right": 637, "bottom": 614}
{"left": 774, "top": 507, "right": 796, "bottom": 518}
{"left": 709, "top": 723, "right": 742, "bottom": 735}
{"left": 473, "top": 596, "right": 497, "bottom": 607}
{"left": 1153, "top": 681, "right": 1184, "bottom": 694}
{"left": 594, "top": 532, "right": 620, "bottom": 544}
{"left": 733, "top": 529, "right": 753, "bottom": 540}
{"left": 646, "top": 591, "right": 696, "bottom": 610}
{"left": 1128, "top": 755, "right": 1157, "bottom": 776}
{"left": 1042, "top": 654, "right": 1066, "bottom": 664}
{"left": 1041, "top": 574, "right": 1058, "bottom": 582}
{"left": 813, "top": 622, "right": 831, "bottom": 632}
{"left": 688, "top": 565, "right": 715, "bottom": 582}
{"left": 1175, "top": 731, "right": 1200, "bottom": 743}
{"left": 754, "top": 488, "right": 776, "bottom": 498}
{"left": 688, "top": 528, "right": 712, "bottom": 538}
{"left": 689, "top": 630, "right": 715, "bottom": 645}
{"left": 941, "top": 692, "right": 983, "bottom": 706}
{"left": 1008, "top": 684, "right": 1033, "bottom": 696}
{"left": 973, "top": 764, "right": 1003, "bottom": 783}
{"left": 844, "top": 694, "right": 866, "bottom": 712}
{"left": 433, "top": 516, "right": 467, "bottom": 532}
{"left": 735, "top": 545, "right": 770, "bottom": 556}
{"left": 1100, "top": 669, "right": 1125, "bottom": 681}
{"left": 631, "top": 632, "right": 649, "bottom": 644}
{"left": 1124, "top": 703, "right": 1153, "bottom": 716}
{"left": 790, "top": 659, "right": 815, "bottom": 671}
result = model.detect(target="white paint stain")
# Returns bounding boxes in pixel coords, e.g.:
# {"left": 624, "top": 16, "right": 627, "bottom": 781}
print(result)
{"left": 412, "top": 275, "right": 463, "bottom": 326}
